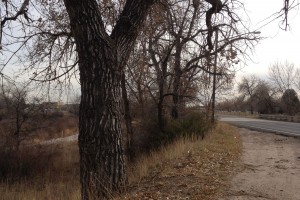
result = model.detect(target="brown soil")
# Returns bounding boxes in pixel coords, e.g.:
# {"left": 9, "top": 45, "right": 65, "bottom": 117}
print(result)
{"left": 220, "top": 129, "right": 300, "bottom": 200}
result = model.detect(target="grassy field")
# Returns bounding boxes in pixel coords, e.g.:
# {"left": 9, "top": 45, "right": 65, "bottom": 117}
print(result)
{"left": 0, "top": 123, "right": 242, "bottom": 200}
{"left": 0, "top": 112, "right": 78, "bottom": 149}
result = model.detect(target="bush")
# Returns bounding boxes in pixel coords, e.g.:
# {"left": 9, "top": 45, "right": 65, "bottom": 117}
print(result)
{"left": 154, "top": 112, "right": 212, "bottom": 147}
{"left": 0, "top": 143, "right": 79, "bottom": 182}
{"left": 0, "top": 148, "right": 50, "bottom": 181}
{"left": 128, "top": 110, "right": 212, "bottom": 158}
{"left": 44, "top": 111, "right": 64, "bottom": 119}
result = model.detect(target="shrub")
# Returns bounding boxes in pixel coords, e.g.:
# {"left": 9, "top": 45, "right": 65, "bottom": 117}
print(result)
{"left": 153, "top": 112, "right": 212, "bottom": 147}
{"left": 0, "top": 142, "right": 79, "bottom": 182}
{"left": 0, "top": 148, "right": 49, "bottom": 181}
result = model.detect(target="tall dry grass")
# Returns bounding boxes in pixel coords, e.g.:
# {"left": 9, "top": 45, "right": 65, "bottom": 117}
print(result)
{"left": 0, "top": 122, "right": 241, "bottom": 200}
{"left": 127, "top": 134, "right": 200, "bottom": 184}
{"left": 115, "top": 122, "right": 241, "bottom": 199}
{"left": 0, "top": 142, "right": 80, "bottom": 200}
{"left": 127, "top": 122, "right": 241, "bottom": 184}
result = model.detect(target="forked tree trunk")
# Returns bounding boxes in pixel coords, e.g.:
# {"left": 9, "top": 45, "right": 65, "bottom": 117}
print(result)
{"left": 63, "top": 0, "right": 154, "bottom": 199}
{"left": 64, "top": 2, "right": 126, "bottom": 199}
{"left": 75, "top": 32, "right": 126, "bottom": 199}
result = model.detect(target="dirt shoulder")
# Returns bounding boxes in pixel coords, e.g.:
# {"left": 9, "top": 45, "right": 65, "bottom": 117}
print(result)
{"left": 220, "top": 128, "right": 300, "bottom": 200}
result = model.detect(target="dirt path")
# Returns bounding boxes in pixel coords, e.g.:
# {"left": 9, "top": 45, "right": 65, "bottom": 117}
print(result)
{"left": 39, "top": 134, "right": 78, "bottom": 145}
{"left": 221, "top": 128, "right": 300, "bottom": 200}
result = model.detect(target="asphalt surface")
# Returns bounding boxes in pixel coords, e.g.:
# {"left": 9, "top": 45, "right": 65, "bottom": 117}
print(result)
{"left": 219, "top": 115, "right": 300, "bottom": 137}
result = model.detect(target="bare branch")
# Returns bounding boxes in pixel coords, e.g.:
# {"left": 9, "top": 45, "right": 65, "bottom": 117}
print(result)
{"left": 205, "top": 0, "right": 223, "bottom": 50}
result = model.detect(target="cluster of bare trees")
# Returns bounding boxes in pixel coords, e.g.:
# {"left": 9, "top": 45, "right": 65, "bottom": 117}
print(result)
{"left": 269, "top": 61, "right": 300, "bottom": 115}
{"left": 219, "top": 61, "right": 300, "bottom": 116}
{"left": 0, "top": 0, "right": 295, "bottom": 199}
{"left": 0, "top": 78, "right": 45, "bottom": 150}
{"left": 125, "top": 0, "right": 253, "bottom": 130}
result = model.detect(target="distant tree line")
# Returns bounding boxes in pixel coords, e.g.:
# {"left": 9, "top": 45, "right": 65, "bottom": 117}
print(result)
{"left": 218, "top": 61, "right": 300, "bottom": 116}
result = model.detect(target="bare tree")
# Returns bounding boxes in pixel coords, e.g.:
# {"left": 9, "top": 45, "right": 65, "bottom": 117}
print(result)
{"left": 238, "top": 75, "right": 262, "bottom": 114}
{"left": 63, "top": 1, "right": 156, "bottom": 198}
{"left": 217, "top": 94, "right": 246, "bottom": 112}
{"left": 252, "top": 81, "right": 276, "bottom": 114}
{"left": 268, "top": 61, "right": 297, "bottom": 94}
{"left": 0, "top": 78, "right": 44, "bottom": 150}
{"left": 0, "top": 81, "right": 27, "bottom": 149}
{"left": 281, "top": 88, "right": 300, "bottom": 115}
{"left": 157, "top": 0, "right": 258, "bottom": 120}
{"left": 1, "top": 0, "right": 155, "bottom": 198}
{"left": 220, "top": 80, "right": 277, "bottom": 114}
{"left": 280, "top": 0, "right": 300, "bottom": 30}
{"left": 197, "top": 65, "right": 234, "bottom": 117}
{"left": 295, "top": 68, "right": 300, "bottom": 92}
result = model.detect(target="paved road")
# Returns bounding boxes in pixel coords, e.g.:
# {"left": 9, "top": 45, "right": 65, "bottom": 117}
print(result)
{"left": 219, "top": 115, "right": 300, "bottom": 137}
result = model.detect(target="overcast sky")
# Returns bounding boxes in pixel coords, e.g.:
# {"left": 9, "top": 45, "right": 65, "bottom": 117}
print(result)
{"left": 238, "top": 0, "right": 300, "bottom": 79}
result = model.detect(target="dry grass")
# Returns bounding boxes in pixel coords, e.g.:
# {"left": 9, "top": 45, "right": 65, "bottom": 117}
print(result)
{"left": 127, "top": 135, "right": 198, "bottom": 184}
{"left": 0, "top": 142, "right": 80, "bottom": 200}
{"left": 0, "top": 122, "right": 241, "bottom": 200}
{"left": 118, "top": 122, "right": 242, "bottom": 199}
{"left": 0, "top": 179, "right": 80, "bottom": 200}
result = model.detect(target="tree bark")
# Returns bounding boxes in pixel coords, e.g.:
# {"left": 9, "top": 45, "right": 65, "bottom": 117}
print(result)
{"left": 63, "top": 0, "right": 155, "bottom": 199}
{"left": 121, "top": 72, "right": 134, "bottom": 161}
{"left": 157, "top": 92, "right": 165, "bottom": 131}
{"left": 78, "top": 40, "right": 126, "bottom": 199}
{"left": 172, "top": 40, "right": 183, "bottom": 119}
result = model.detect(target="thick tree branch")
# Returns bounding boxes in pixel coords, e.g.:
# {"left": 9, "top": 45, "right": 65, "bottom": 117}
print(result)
{"left": 205, "top": 0, "right": 223, "bottom": 50}
{"left": 111, "top": 0, "right": 156, "bottom": 66}
{"left": 186, "top": 64, "right": 225, "bottom": 76}
{"left": 1, "top": 0, "right": 31, "bottom": 48}
{"left": 1, "top": 0, "right": 30, "bottom": 27}
{"left": 184, "top": 34, "right": 258, "bottom": 73}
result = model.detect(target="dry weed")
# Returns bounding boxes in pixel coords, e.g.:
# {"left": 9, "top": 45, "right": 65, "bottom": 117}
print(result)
{"left": 0, "top": 123, "right": 241, "bottom": 200}
{"left": 118, "top": 122, "right": 242, "bottom": 200}
{"left": 0, "top": 142, "right": 80, "bottom": 200}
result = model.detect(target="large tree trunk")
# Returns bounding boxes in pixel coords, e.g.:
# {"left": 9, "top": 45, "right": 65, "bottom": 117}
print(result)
{"left": 63, "top": 0, "right": 154, "bottom": 199}
{"left": 121, "top": 72, "right": 134, "bottom": 161}
{"left": 65, "top": 2, "right": 126, "bottom": 198}
{"left": 75, "top": 29, "right": 126, "bottom": 199}
{"left": 79, "top": 61, "right": 125, "bottom": 199}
